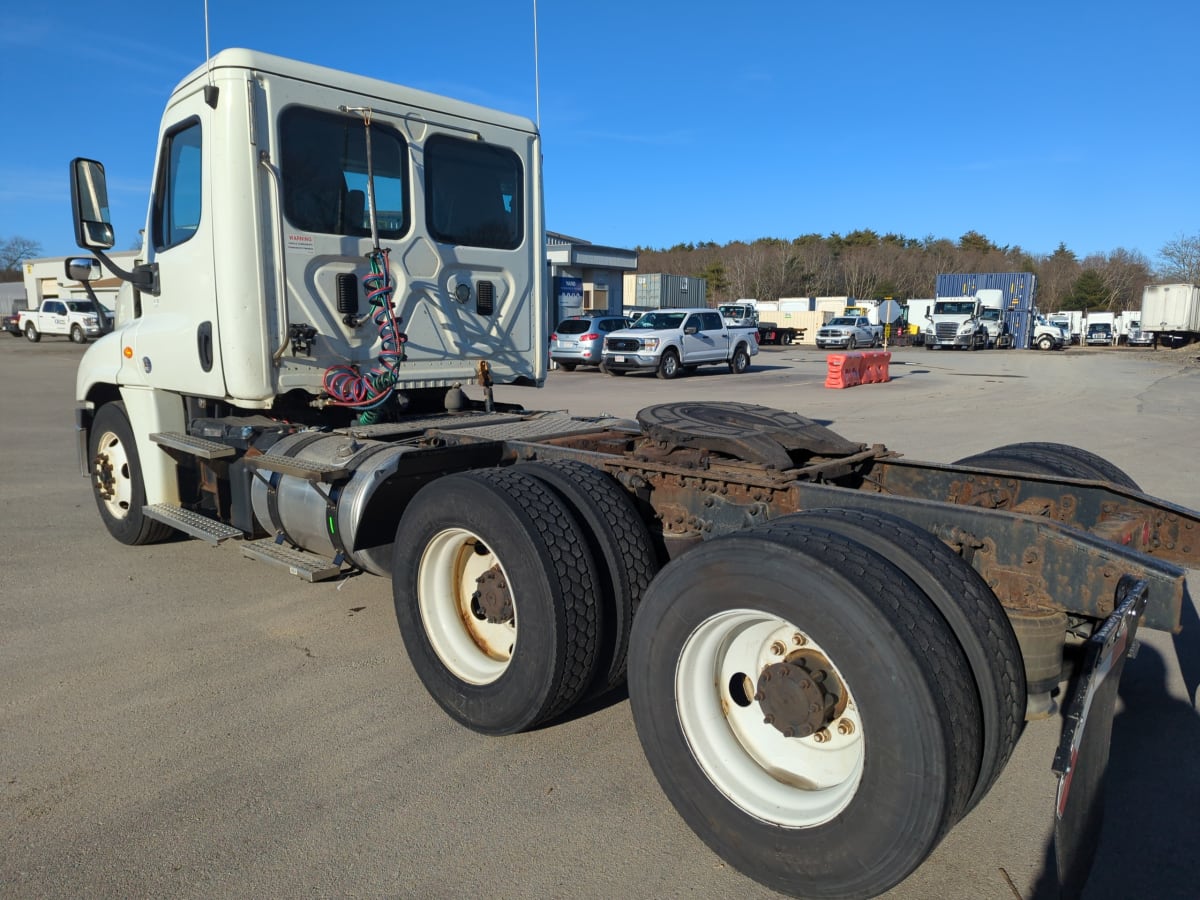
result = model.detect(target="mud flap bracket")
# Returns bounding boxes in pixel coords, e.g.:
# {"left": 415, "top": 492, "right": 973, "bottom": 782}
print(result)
{"left": 1051, "top": 575, "right": 1148, "bottom": 898}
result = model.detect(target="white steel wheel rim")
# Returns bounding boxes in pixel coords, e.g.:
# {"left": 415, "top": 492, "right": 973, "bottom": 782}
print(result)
{"left": 94, "top": 429, "right": 134, "bottom": 520}
{"left": 417, "top": 527, "right": 516, "bottom": 685}
{"left": 675, "top": 609, "right": 864, "bottom": 828}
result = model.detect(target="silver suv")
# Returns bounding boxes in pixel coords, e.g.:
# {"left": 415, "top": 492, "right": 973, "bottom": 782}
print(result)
{"left": 551, "top": 315, "right": 630, "bottom": 370}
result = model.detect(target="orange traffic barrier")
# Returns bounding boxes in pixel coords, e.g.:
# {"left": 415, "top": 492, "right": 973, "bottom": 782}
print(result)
{"left": 824, "top": 352, "right": 864, "bottom": 389}
{"left": 860, "top": 350, "right": 891, "bottom": 384}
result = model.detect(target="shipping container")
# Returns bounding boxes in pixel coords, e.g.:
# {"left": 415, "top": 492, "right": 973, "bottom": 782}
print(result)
{"left": 935, "top": 273, "right": 1037, "bottom": 312}
{"left": 632, "top": 273, "right": 707, "bottom": 309}
{"left": 776, "top": 297, "right": 817, "bottom": 312}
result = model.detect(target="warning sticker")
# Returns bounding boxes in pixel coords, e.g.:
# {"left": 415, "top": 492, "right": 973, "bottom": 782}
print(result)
{"left": 286, "top": 234, "right": 316, "bottom": 255}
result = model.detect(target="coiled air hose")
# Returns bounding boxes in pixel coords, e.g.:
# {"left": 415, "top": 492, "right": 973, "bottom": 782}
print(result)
{"left": 321, "top": 247, "right": 408, "bottom": 423}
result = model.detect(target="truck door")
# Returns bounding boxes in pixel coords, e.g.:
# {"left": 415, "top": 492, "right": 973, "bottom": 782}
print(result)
{"left": 681, "top": 312, "right": 714, "bottom": 362}
{"left": 45, "top": 300, "right": 67, "bottom": 334}
{"left": 133, "top": 104, "right": 226, "bottom": 397}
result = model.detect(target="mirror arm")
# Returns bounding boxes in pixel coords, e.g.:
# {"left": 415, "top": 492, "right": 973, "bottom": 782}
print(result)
{"left": 93, "top": 247, "right": 160, "bottom": 296}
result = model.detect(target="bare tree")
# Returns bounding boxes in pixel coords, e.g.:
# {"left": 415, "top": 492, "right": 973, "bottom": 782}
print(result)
{"left": 0, "top": 236, "right": 42, "bottom": 281}
{"left": 1157, "top": 233, "right": 1200, "bottom": 283}
{"left": 1034, "top": 243, "right": 1081, "bottom": 311}
{"left": 1082, "top": 248, "right": 1152, "bottom": 311}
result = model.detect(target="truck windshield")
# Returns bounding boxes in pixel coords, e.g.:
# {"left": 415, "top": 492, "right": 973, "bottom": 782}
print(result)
{"left": 632, "top": 312, "right": 686, "bottom": 330}
{"left": 934, "top": 301, "right": 976, "bottom": 315}
{"left": 719, "top": 305, "right": 751, "bottom": 318}
{"left": 827, "top": 317, "right": 857, "bottom": 326}
{"left": 65, "top": 301, "right": 101, "bottom": 314}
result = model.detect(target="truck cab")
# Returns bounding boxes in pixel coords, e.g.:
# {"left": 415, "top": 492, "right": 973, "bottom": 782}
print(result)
{"left": 72, "top": 49, "right": 544, "bottom": 424}
{"left": 1086, "top": 322, "right": 1115, "bottom": 346}
{"left": 923, "top": 298, "right": 988, "bottom": 350}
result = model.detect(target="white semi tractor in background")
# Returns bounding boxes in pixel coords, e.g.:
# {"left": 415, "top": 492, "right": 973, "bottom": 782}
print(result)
{"left": 925, "top": 289, "right": 1065, "bottom": 350}
{"left": 68, "top": 48, "right": 1197, "bottom": 899}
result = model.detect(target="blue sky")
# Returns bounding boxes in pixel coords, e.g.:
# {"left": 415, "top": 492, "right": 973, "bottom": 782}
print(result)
{"left": 1, "top": 1, "right": 1196, "bottom": 264}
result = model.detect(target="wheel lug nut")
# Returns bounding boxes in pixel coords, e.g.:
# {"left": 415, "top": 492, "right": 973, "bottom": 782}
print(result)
{"left": 792, "top": 633, "right": 806, "bottom": 646}
{"left": 770, "top": 640, "right": 786, "bottom": 656}
{"left": 836, "top": 719, "right": 855, "bottom": 736}
{"left": 813, "top": 729, "right": 831, "bottom": 743}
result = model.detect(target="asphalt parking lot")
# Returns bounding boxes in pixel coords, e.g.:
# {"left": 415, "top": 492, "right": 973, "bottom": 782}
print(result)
{"left": 2, "top": 336, "right": 1198, "bottom": 899}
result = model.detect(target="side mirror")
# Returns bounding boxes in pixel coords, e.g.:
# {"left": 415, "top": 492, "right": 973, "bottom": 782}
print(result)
{"left": 65, "top": 258, "right": 101, "bottom": 282}
{"left": 684, "top": 325, "right": 698, "bottom": 335}
{"left": 70, "top": 158, "right": 116, "bottom": 250}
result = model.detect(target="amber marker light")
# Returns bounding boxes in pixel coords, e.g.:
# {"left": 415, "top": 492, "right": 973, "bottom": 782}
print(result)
{"left": 123, "top": 346, "right": 133, "bottom": 358}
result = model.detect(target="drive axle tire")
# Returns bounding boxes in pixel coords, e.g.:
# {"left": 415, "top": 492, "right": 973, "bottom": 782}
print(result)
{"left": 518, "top": 460, "right": 659, "bottom": 693}
{"left": 392, "top": 468, "right": 602, "bottom": 735}
{"left": 25, "top": 322, "right": 40, "bottom": 342}
{"left": 89, "top": 401, "right": 174, "bottom": 545}
{"left": 628, "top": 524, "right": 981, "bottom": 899}
{"left": 729, "top": 344, "right": 750, "bottom": 374}
{"left": 782, "top": 508, "right": 1025, "bottom": 809}
{"left": 954, "top": 442, "right": 1140, "bottom": 491}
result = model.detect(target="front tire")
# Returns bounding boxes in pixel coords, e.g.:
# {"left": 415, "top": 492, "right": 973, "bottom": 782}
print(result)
{"left": 24, "top": 322, "right": 40, "bottom": 342}
{"left": 657, "top": 349, "right": 681, "bottom": 380}
{"left": 1038, "top": 335, "right": 1054, "bottom": 351}
{"left": 629, "top": 524, "right": 981, "bottom": 898}
{"left": 392, "top": 468, "right": 603, "bottom": 734}
{"left": 70, "top": 324, "right": 87, "bottom": 344}
{"left": 846, "top": 335, "right": 857, "bottom": 351}
{"left": 89, "top": 402, "right": 174, "bottom": 545}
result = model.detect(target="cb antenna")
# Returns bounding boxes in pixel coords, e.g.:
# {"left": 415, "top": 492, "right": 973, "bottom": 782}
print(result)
{"left": 202, "top": 0, "right": 218, "bottom": 107}
{"left": 533, "top": 0, "right": 541, "bottom": 128}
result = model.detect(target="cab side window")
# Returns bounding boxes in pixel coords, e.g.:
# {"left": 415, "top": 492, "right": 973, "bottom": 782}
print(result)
{"left": 153, "top": 120, "right": 203, "bottom": 251}
{"left": 701, "top": 312, "right": 723, "bottom": 331}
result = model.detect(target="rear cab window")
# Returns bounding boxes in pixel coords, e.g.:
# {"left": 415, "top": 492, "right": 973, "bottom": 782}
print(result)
{"left": 425, "top": 135, "right": 523, "bottom": 249}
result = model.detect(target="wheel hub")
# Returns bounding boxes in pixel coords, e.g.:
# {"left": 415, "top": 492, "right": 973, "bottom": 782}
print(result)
{"left": 472, "top": 565, "right": 513, "bottom": 624}
{"left": 94, "top": 454, "right": 115, "bottom": 500}
{"left": 756, "top": 652, "right": 842, "bottom": 738}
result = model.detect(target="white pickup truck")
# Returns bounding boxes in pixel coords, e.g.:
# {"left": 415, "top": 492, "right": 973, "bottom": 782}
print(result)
{"left": 602, "top": 308, "right": 758, "bottom": 378}
{"left": 18, "top": 298, "right": 113, "bottom": 344}
{"left": 814, "top": 315, "right": 881, "bottom": 350}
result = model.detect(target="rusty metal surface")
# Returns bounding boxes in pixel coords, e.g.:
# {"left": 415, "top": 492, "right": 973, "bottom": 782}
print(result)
{"left": 428, "top": 402, "right": 1191, "bottom": 634}
{"left": 867, "top": 457, "right": 1200, "bottom": 570}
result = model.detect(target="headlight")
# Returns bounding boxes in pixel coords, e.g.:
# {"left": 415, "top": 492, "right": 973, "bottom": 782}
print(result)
{"left": 641, "top": 337, "right": 660, "bottom": 350}
{"left": 85, "top": 316, "right": 98, "bottom": 325}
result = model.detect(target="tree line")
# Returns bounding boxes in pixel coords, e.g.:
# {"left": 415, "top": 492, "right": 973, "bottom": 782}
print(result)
{"left": 5, "top": 230, "right": 1199, "bottom": 311}
{"left": 635, "top": 231, "right": 1200, "bottom": 313}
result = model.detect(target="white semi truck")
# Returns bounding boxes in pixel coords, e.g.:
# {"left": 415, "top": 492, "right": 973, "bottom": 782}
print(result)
{"left": 69, "top": 49, "right": 1197, "bottom": 899}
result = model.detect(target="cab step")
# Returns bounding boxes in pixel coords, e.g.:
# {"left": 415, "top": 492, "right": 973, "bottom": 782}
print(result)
{"left": 149, "top": 432, "right": 238, "bottom": 459}
{"left": 243, "top": 453, "right": 350, "bottom": 483}
{"left": 241, "top": 538, "right": 344, "bottom": 582}
{"left": 143, "top": 503, "right": 244, "bottom": 544}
